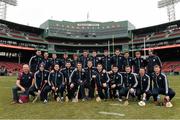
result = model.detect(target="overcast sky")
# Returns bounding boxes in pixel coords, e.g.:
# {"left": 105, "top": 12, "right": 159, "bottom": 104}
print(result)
{"left": 6, "top": 0, "right": 180, "bottom": 29}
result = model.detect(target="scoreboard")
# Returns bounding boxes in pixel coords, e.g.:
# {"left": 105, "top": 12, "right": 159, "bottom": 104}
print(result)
{"left": 40, "top": 20, "right": 135, "bottom": 39}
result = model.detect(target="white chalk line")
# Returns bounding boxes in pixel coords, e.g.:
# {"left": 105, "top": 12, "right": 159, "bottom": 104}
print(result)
{"left": 99, "top": 111, "right": 125, "bottom": 117}
{"left": 109, "top": 103, "right": 124, "bottom": 106}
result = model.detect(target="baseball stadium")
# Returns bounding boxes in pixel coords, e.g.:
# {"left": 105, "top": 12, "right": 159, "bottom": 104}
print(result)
{"left": 0, "top": 0, "right": 180, "bottom": 119}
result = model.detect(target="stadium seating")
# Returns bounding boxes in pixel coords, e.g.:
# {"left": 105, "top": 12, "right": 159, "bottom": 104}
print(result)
{"left": 0, "top": 31, "right": 7, "bottom": 36}
{"left": 149, "top": 32, "right": 167, "bottom": 40}
{"left": 9, "top": 30, "right": 26, "bottom": 39}
{"left": 162, "top": 61, "right": 180, "bottom": 72}
{"left": 169, "top": 29, "right": 180, "bottom": 37}
{"left": 133, "top": 28, "right": 180, "bottom": 43}
{"left": 0, "top": 27, "right": 44, "bottom": 42}
{"left": 0, "top": 61, "right": 23, "bottom": 75}
{"left": 133, "top": 34, "right": 148, "bottom": 43}
{"left": 27, "top": 33, "right": 44, "bottom": 41}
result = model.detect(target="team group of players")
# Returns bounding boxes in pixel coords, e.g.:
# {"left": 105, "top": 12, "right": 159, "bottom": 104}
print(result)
{"left": 11, "top": 49, "right": 176, "bottom": 107}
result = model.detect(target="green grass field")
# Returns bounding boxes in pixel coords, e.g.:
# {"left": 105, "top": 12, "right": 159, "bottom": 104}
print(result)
{"left": 0, "top": 75, "right": 180, "bottom": 119}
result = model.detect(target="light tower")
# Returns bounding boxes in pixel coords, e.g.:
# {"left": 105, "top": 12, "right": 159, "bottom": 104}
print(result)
{"left": 0, "top": 0, "right": 17, "bottom": 20}
{"left": 158, "top": 0, "right": 180, "bottom": 22}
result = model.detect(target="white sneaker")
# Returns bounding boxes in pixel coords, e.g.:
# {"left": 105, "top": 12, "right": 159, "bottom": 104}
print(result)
{"left": 56, "top": 97, "right": 60, "bottom": 102}
{"left": 118, "top": 98, "right": 122, "bottom": 102}
{"left": 61, "top": 97, "right": 64, "bottom": 101}
{"left": 72, "top": 98, "right": 78, "bottom": 103}
{"left": 43, "top": 99, "right": 48, "bottom": 103}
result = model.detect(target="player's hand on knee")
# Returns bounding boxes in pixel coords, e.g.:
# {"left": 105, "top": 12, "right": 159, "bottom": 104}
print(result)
{"left": 129, "top": 88, "right": 135, "bottom": 93}
{"left": 92, "top": 75, "right": 96, "bottom": 78}
{"left": 102, "top": 83, "right": 107, "bottom": 88}
{"left": 55, "top": 87, "right": 58, "bottom": 91}
{"left": 70, "top": 83, "right": 74, "bottom": 88}
{"left": 165, "top": 96, "right": 170, "bottom": 101}
{"left": 52, "top": 86, "right": 55, "bottom": 91}
{"left": 21, "top": 87, "right": 25, "bottom": 92}
{"left": 111, "top": 84, "right": 116, "bottom": 89}
{"left": 38, "top": 90, "right": 41, "bottom": 95}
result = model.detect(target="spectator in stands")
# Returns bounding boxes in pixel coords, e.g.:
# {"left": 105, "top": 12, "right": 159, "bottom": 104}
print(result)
{"left": 0, "top": 66, "right": 7, "bottom": 76}
{"left": 29, "top": 50, "right": 43, "bottom": 74}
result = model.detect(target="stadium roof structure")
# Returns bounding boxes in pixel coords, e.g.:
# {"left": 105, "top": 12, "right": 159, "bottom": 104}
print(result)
{"left": 132, "top": 19, "right": 180, "bottom": 34}
{"left": 0, "top": 19, "right": 44, "bottom": 34}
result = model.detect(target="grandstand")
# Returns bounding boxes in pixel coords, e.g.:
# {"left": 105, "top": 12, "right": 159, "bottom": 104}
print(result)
{"left": 0, "top": 19, "right": 179, "bottom": 75}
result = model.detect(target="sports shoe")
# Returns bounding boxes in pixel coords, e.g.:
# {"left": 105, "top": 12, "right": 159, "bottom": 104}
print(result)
{"left": 72, "top": 98, "right": 78, "bottom": 103}
{"left": 82, "top": 98, "right": 85, "bottom": 102}
{"left": 65, "top": 96, "right": 69, "bottom": 102}
{"left": 118, "top": 98, "right": 122, "bottom": 102}
{"left": 61, "top": 97, "right": 64, "bottom": 101}
{"left": 43, "top": 99, "right": 48, "bottom": 103}
{"left": 56, "top": 97, "right": 60, "bottom": 102}
{"left": 11, "top": 101, "right": 17, "bottom": 104}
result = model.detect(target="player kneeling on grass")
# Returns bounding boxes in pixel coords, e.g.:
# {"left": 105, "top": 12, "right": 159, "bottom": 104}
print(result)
{"left": 151, "top": 65, "right": 175, "bottom": 107}
{"left": 29, "top": 64, "right": 49, "bottom": 103}
{"left": 12, "top": 64, "right": 34, "bottom": 104}
{"left": 69, "top": 62, "right": 88, "bottom": 102}
{"left": 109, "top": 65, "right": 123, "bottom": 101}
{"left": 136, "top": 67, "right": 151, "bottom": 106}
{"left": 96, "top": 63, "right": 110, "bottom": 101}
{"left": 44, "top": 64, "right": 65, "bottom": 102}
{"left": 120, "top": 66, "right": 138, "bottom": 105}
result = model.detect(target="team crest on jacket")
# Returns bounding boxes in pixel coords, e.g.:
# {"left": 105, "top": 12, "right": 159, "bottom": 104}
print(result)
{"left": 58, "top": 74, "right": 61, "bottom": 77}
{"left": 153, "top": 59, "right": 155, "bottom": 61}
{"left": 143, "top": 79, "right": 146, "bottom": 81}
